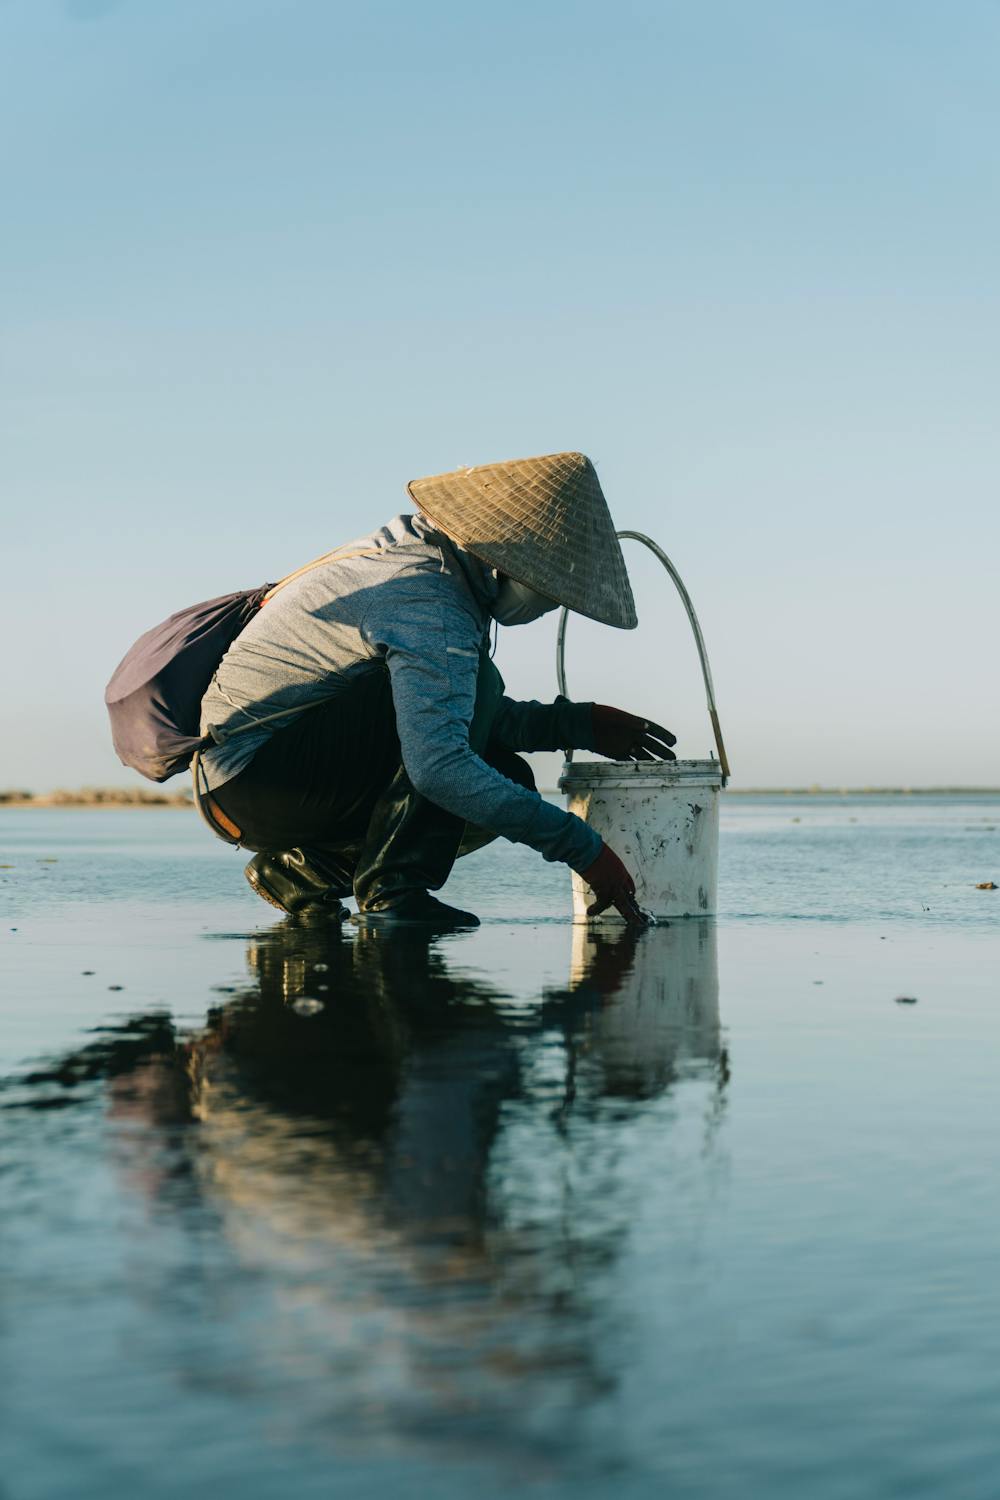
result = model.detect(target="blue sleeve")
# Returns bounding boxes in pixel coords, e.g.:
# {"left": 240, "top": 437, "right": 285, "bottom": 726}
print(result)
{"left": 361, "top": 587, "right": 601, "bottom": 872}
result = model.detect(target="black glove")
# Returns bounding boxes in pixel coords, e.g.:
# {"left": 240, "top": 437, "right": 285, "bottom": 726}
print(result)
{"left": 580, "top": 842, "right": 648, "bottom": 926}
{"left": 591, "top": 705, "right": 676, "bottom": 762}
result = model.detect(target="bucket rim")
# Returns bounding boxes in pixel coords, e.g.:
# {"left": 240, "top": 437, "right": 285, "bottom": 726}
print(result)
{"left": 559, "top": 757, "right": 724, "bottom": 787}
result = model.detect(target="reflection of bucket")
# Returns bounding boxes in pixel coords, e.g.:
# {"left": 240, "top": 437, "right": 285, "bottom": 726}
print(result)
{"left": 556, "top": 530, "right": 730, "bottom": 924}
{"left": 568, "top": 921, "right": 720, "bottom": 1093}
{"left": 560, "top": 759, "right": 722, "bottom": 920}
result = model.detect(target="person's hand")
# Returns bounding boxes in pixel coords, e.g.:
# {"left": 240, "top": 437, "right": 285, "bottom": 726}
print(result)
{"left": 580, "top": 843, "right": 648, "bottom": 926}
{"left": 591, "top": 705, "right": 676, "bottom": 762}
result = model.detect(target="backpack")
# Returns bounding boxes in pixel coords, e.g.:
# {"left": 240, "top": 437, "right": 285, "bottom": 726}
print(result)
{"left": 104, "top": 545, "right": 381, "bottom": 783}
{"left": 104, "top": 585, "right": 273, "bottom": 782}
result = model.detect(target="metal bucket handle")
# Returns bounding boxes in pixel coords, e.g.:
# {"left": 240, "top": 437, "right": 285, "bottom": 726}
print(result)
{"left": 556, "top": 530, "right": 731, "bottom": 784}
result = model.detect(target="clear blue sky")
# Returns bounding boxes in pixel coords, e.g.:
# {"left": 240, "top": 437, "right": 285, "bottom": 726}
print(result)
{"left": 3, "top": 0, "right": 998, "bottom": 789}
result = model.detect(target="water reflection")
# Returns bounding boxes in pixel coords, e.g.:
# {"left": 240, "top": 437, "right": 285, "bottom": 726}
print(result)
{"left": 12, "top": 920, "right": 726, "bottom": 1466}
{"left": 564, "top": 921, "right": 724, "bottom": 1100}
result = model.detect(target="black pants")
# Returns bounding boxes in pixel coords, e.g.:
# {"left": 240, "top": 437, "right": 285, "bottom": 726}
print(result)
{"left": 212, "top": 665, "right": 533, "bottom": 863}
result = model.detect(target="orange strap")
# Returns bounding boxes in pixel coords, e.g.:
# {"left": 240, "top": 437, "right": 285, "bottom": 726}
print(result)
{"left": 203, "top": 794, "right": 242, "bottom": 841}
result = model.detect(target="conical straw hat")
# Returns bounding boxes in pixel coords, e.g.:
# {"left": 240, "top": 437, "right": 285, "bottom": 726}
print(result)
{"left": 407, "top": 452, "right": 637, "bottom": 630}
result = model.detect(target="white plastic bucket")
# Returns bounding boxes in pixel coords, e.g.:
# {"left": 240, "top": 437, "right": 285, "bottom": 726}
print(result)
{"left": 560, "top": 759, "right": 722, "bottom": 919}
{"left": 555, "top": 530, "right": 730, "bottom": 923}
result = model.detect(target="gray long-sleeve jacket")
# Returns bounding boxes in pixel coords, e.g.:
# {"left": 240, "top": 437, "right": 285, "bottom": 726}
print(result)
{"left": 198, "top": 514, "right": 603, "bottom": 872}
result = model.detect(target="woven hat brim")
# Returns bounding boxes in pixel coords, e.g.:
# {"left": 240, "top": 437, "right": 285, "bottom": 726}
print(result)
{"left": 408, "top": 452, "right": 637, "bottom": 630}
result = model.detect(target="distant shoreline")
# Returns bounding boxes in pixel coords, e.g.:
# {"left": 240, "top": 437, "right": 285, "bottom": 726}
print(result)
{"left": 2, "top": 785, "right": 999, "bottom": 809}
{"left": 722, "top": 786, "right": 1000, "bottom": 797}
{"left": 0, "top": 790, "right": 193, "bottom": 808}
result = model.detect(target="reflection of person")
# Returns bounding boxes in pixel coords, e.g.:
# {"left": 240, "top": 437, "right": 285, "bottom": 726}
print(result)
{"left": 14, "top": 922, "right": 727, "bottom": 1448}
{"left": 194, "top": 453, "right": 676, "bottom": 927}
{"left": 80, "top": 921, "right": 722, "bottom": 1221}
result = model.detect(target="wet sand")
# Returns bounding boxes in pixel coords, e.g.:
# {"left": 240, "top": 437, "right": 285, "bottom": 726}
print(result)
{"left": 1, "top": 800, "right": 999, "bottom": 1498}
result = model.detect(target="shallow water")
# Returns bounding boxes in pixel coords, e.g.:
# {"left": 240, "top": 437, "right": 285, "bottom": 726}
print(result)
{"left": 1, "top": 797, "right": 998, "bottom": 1499}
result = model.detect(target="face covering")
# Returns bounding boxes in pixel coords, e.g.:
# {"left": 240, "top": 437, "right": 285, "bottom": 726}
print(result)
{"left": 491, "top": 573, "right": 560, "bottom": 627}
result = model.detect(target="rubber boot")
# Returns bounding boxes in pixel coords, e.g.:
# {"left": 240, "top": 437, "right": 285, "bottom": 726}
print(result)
{"left": 245, "top": 846, "right": 355, "bottom": 917}
{"left": 352, "top": 766, "right": 480, "bottom": 928}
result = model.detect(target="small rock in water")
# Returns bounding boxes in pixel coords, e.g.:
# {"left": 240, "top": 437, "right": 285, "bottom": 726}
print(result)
{"left": 292, "top": 996, "right": 324, "bottom": 1017}
{"left": 975, "top": 881, "right": 997, "bottom": 890}
{"left": 895, "top": 995, "right": 918, "bottom": 1005}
